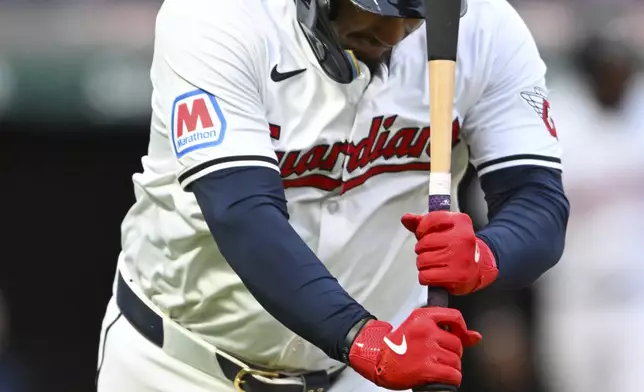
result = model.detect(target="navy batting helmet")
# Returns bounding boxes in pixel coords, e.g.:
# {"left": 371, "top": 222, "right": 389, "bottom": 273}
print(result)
{"left": 295, "top": 0, "right": 467, "bottom": 83}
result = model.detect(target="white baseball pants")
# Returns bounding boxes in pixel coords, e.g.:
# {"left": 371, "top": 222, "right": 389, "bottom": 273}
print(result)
{"left": 96, "top": 294, "right": 420, "bottom": 392}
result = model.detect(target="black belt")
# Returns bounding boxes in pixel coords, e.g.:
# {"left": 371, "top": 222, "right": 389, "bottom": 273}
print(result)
{"left": 116, "top": 272, "right": 343, "bottom": 392}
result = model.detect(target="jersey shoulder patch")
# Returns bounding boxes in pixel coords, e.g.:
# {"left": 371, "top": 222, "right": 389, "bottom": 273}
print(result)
{"left": 520, "top": 87, "right": 558, "bottom": 139}
{"left": 171, "top": 89, "right": 227, "bottom": 158}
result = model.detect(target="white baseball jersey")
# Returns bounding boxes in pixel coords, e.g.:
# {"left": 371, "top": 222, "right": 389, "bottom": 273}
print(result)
{"left": 118, "top": 0, "right": 561, "bottom": 372}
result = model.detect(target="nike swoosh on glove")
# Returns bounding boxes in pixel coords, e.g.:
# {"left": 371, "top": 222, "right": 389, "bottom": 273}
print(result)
{"left": 349, "top": 308, "right": 481, "bottom": 390}
{"left": 401, "top": 211, "right": 499, "bottom": 295}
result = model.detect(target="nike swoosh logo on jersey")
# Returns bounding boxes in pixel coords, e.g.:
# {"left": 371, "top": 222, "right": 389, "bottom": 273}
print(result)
{"left": 270, "top": 65, "right": 306, "bottom": 82}
{"left": 383, "top": 335, "right": 407, "bottom": 355}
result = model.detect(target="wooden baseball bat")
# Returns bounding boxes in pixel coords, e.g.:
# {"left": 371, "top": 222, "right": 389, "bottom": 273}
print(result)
{"left": 414, "top": 0, "right": 463, "bottom": 391}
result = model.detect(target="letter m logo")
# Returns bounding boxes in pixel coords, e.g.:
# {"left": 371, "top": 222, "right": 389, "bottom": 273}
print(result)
{"left": 176, "top": 98, "right": 214, "bottom": 138}
{"left": 171, "top": 89, "right": 227, "bottom": 158}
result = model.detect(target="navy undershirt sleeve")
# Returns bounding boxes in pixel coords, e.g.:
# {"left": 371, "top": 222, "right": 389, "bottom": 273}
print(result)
{"left": 476, "top": 165, "right": 570, "bottom": 289}
{"left": 190, "top": 166, "right": 371, "bottom": 361}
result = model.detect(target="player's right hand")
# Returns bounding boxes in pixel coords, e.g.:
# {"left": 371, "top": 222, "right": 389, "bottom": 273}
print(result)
{"left": 348, "top": 308, "right": 481, "bottom": 390}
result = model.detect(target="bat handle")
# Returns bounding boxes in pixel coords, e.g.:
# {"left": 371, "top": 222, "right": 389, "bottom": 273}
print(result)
{"left": 414, "top": 384, "right": 458, "bottom": 392}
{"left": 413, "top": 194, "right": 456, "bottom": 392}
{"left": 426, "top": 193, "right": 451, "bottom": 308}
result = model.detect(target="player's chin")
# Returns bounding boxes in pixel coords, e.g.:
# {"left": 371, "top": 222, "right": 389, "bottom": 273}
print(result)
{"left": 351, "top": 49, "right": 390, "bottom": 70}
{"left": 351, "top": 46, "right": 388, "bottom": 62}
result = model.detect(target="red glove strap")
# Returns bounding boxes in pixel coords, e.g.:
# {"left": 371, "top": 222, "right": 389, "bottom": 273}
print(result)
{"left": 473, "top": 237, "right": 498, "bottom": 292}
{"left": 348, "top": 320, "right": 393, "bottom": 382}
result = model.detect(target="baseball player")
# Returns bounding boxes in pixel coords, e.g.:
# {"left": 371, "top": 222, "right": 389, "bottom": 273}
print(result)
{"left": 96, "top": 0, "right": 569, "bottom": 391}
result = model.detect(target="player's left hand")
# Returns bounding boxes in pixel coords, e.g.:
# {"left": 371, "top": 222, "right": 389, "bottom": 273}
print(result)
{"left": 401, "top": 211, "right": 499, "bottom": 295}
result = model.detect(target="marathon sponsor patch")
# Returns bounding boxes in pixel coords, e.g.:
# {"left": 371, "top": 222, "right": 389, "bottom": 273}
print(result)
{"left": 171, "top": 89, "right": 227, "bottom": 158}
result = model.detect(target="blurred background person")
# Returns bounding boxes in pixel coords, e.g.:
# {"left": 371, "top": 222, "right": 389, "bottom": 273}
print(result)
{"left": 535, "top": 27, "right": 644, "bottom": 392}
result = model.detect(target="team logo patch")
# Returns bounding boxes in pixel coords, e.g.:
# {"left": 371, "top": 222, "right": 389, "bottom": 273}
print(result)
{"left": 520, "top": 87, "right": 558, "bottom": 139}
{"left": 171, "top": 89, "right": 227, "bottom": 158}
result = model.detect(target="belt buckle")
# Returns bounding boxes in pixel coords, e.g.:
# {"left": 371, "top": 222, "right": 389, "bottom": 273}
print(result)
{"left": 233, "top": 367, "right": 281, "bottom": 391}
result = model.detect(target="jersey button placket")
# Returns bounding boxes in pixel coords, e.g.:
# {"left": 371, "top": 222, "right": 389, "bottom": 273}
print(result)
{"left": 316, "top": 196, "right": 348, "bottom": 262}
{"left": 317, "top": 63, "right": 371, "bottom": 260}
{"left": 326, "top": 201, "right": 339, "bottom": 214}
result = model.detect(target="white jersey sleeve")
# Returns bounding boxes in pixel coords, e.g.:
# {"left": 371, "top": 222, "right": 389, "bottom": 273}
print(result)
{"left": 461, "top": 0, "right": 562, "bottom": 176}
{"left": 152, "top": 0, "right": 276, "bottom": 189}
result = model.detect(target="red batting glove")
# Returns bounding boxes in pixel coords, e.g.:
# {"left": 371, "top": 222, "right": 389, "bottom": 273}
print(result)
{"left": 401, "top": 211, "right": 499, "bottom": 295}
{"left": 349, "top": 308, "right": 481, "bottom": 390}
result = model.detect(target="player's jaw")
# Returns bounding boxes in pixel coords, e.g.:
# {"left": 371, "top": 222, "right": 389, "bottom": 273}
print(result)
{"left": 330, "top": 0, "right": 423, "bottom": 65}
